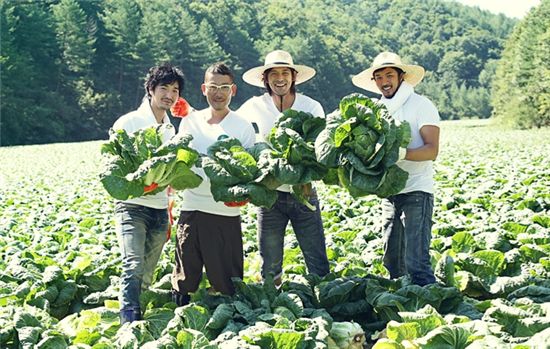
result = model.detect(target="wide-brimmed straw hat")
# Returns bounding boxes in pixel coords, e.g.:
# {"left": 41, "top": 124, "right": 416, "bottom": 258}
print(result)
{"left": 242, "top": 50, "right": 316, "bottom": 87}
{"left": 352, "top": 51, "right": 425, "bottom": 93}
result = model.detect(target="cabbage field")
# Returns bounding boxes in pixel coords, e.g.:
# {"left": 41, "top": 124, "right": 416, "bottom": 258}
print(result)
{"left": 1, "top": 120, "right": 549, "bottom": 348}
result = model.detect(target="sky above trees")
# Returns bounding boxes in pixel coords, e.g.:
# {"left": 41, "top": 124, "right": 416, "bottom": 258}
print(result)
{"left": 455, "top": 0, "right": 540, "bottom": 18}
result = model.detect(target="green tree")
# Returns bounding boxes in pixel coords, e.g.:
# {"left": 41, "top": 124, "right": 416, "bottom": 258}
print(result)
{"left": 532, "top": 27, "right": 550, "bottom": 123}
{"left": 0, "top": 1, "right": 60, "bottom": 145}
{"left": 100, "top": 0, "right": 144, "bottom": 115}
{"left": 187, "top": 0, "right": 260, "bottom": 106}
{"left": 52, "top": 0, "right": 95, "bottom": 76}
{"left": 133, "top": 0, "right": 228, "bottom": 108}
{"left": 51, "top": 0, "right": 107, "bottom": 140}
{"left": 492, "top": 0, "right": 550, "bottom": 128}
{"left": 0, "top": 0, "right": 519, "bottom": 145}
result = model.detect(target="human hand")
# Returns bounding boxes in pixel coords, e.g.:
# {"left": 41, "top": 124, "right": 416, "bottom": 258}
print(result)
{"left": 224, "top": 199, "right": 249, "bottom": 207}
{"left": 398, "top": 147, "right": 407, "bottom": 160}
{"left": 301, "top": 183, "right": 313, "bottom": 199}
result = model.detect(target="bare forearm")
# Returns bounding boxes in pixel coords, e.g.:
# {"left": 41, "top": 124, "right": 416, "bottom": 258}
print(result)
{"left": 404, "top": 144, "right": 438, "bottom": 161}
{"left": 404, "top": 125, "right": 440, "bottom": 161}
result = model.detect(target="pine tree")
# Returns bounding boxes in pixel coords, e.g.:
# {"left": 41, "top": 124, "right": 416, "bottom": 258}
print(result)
{"left": 0, "top": 0, "right": 520, "bottom": 144}
{"left": 184, "top": 0, "right": 262, "bottom": 106}
{"left": 100, "top": 0, "right": 144, "bottom": 112}
{"left": 51, "top": 0, "right": 106, "bottom": 140}
{"left": 492, "top": 0, "right": 550, "bottom": 128}
{"left": 52, "top": 0, "right": 95, "bottom": 76}
{"left": 0, "top": 1, "right": 61, "bottom": 145}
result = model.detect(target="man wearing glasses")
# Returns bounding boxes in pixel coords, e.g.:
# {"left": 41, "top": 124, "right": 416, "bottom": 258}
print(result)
{"left": 171, "top": 63, "right": 255, "bottom": 306}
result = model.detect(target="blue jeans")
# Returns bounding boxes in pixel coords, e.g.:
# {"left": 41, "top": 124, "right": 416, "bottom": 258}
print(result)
{"left": 381, "top": 191, "right": 436, "bottom": 286}
{"left": 115, "top": 202, "right": 168, "bottom": 313}
{"left": 258, "top": 191, "right": 329, "bottom": 280}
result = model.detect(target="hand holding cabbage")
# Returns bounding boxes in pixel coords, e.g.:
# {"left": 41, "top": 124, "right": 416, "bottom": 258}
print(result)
{"left": 315, "top": 93, "right": 411, "bottom": 198}
{"left": 202, "top": 138, "right": 279, "bottom": 208}
{"left": 255, "top": 109, "right": 328, "bottom": 209}
{"left": 100, "top": 125, "right": 202, "bottom": 200}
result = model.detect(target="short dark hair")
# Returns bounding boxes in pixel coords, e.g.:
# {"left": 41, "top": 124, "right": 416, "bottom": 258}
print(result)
{"left": 262, "top": 67, "right": 297, "bottom": 95}
{"left": 144, "top": 64, "right": 185, "bottom": 99}
{"left": 205, "top": 62, "right": 234, "bottom": 82}
{"left": 372, "top": 66, "right": 405, "bottom": 79}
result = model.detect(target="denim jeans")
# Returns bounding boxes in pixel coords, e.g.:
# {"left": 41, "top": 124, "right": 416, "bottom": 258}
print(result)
{"left": 381, "top": 191, "right": 436, "bottom": 286}
{"left": 258, "top": 191, "right": 329, "bottom": 280}
{"left": 115, "top": 202, "right": 168, "bottom": 313}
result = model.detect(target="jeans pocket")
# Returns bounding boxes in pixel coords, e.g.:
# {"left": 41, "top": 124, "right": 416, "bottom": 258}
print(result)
{"left": 116, "top": 204, "right": 145, "bottom": 238}
{"left": 153, "top": 208, "right": 169, "bottom": 234}
{"left": 295, "top": 197, "right": 320, "bottom": 214}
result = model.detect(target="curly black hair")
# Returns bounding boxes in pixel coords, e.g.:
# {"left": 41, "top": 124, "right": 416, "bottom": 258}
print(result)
{"left": 144, "top": 63, "right": 185, "bottom": 99}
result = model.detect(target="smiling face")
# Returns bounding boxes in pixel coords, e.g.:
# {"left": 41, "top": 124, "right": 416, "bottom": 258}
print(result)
{"left": 202, "top": 72, "right": 236, "bottom": 112}
{"left": 266, "top": 67, "right": 296, "bottom": 97}
{"left": 148, "top": 81, "right": 180, "bottom": 114}
{"left": 373, "top": 67, "right": 404, "bottom": 99}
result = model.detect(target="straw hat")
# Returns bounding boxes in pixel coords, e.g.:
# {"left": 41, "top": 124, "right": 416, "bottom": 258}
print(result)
{"left": 352, "top": 51, "right": 425, "bottom": 93}
{"left": 242, "top": 50, "right": 316, "bottom": 87}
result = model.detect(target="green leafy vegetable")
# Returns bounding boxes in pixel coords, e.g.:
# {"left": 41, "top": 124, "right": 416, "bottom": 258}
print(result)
{"left": 202, "top": 138, "right": 279, "bottom": 208}
{"left": 100, "top": 125, "right": 202, "bottom": 200}
{"left": 315, "top": 93, "right": 410, "bottom": 198}
{"left": 328, "top": 321, "right": 365, "bottom": 349}
{"left": 255, "top": 109, "right": 330, "bottom": 209}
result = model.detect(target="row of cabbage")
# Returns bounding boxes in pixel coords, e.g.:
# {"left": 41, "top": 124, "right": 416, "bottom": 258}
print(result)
{"left": 0, "top": 121, "right": 548, "bottom": 347}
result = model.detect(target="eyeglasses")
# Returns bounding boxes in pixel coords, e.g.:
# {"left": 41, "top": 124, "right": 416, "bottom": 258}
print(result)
{"left": 205, "top": 84, "right": 234, "bottom": 93}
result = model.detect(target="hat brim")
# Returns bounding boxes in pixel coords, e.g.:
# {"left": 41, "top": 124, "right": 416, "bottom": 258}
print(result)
{"left": 242, "top": 63, "right": 316, "bottom": 87}
{"left": 352, "top": 64, "right": 425, "bottom": 93}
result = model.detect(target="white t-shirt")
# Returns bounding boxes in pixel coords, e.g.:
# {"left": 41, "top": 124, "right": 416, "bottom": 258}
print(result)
{"left": 112, "top": 99, "right": 175, "bottom": 209}
{"left": 237, "top": 93, "right": 325, "bottom": 192}
{"left": 384, "top": 91, "right": 440, "bottom": 194}
{"left": 178, "top": 108, "right": 255, "bottom": 216}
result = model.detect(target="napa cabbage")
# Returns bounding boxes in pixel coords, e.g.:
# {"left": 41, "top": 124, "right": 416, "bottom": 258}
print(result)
{"left": 315, "top": 93, "right": 410, "bottom": 198}
{"left": 100, "top": 125, "right": 202, "bottom": 200}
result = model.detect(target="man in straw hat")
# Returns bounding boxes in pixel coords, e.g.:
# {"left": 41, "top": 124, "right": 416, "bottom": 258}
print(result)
{"left": 352, "top": 51, "right": 440, "bottom": 286}
{"left": 237, "top": 50, "right": 330, "bottom": 286}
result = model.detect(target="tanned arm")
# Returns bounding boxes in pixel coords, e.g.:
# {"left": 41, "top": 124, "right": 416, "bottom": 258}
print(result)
{"left": 404, "top": 125, "right": 439, "bottom": 161}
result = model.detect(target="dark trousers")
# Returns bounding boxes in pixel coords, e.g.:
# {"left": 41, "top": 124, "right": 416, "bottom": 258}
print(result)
{"left": 258, "top": 191, "right": 330, "bottom": 280}
{"left": 171, "top": 211, "right": 243, "bottom": 296}
{"left": 382, "top": 191, "right": 436, "bottom": 286}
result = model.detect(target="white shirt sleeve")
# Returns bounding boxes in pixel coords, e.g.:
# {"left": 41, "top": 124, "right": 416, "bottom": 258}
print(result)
{"left": 236, "top": 99, "right": 254, "bottom": 122}
{"left": 178, "top": 116, "right": 188, "bottom": 134}
{"left": 311, "top": 100, "right": 325, "bottom": 118}
{"left": 112, "top": 115, "right": 131, "bottom": 132}
{"left": 295, "top": 94, "right": 325, "bottom": 118}
{"left": 236, "top": 98, "right": 264, "bottom": 142}
{"left": 418, "top": 97, "right": 440, "bottom": 128}
{"left": 241, "top": 122, "right": 256, "bottom": 148}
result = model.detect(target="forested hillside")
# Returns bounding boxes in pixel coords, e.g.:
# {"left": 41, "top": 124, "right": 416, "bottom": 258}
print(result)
{"left": 491, "top": 0, "right": 550, "bottom": 129}
{"left": 0, "top": 0, "right": 518, "bottom": 145}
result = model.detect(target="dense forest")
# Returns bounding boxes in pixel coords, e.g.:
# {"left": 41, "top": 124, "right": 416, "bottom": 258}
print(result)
{"left": 0, "top": 0, "right": 535, "bottom": 145}
{"left": 491, "top": 0, "right": 550, "bottom": 129}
